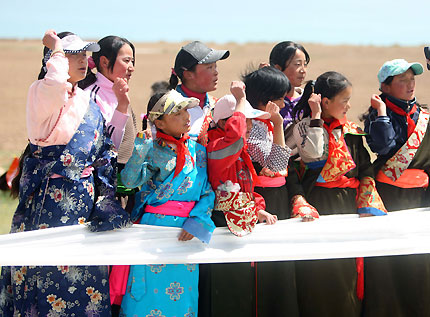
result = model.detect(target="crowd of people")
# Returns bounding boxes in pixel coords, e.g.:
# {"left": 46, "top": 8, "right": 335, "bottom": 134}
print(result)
{"left": 0, "top": 28, "right": 430, "bottom": 317}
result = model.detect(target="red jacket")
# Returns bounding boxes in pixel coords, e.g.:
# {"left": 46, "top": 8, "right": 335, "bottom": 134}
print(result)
{"left": 207, "top": 112, "right": 265, "bottom": 210}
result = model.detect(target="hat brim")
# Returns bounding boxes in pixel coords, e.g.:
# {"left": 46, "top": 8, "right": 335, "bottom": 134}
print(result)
{"left": 243, "top": 102, "right": 271, "bottom": 120}
{"left": 173, "top": 97, "right": 200, "bottom": 112}
{"left": 63, "top": 42, "right": 100, "bottom": 54}
{"left": 198, "top": 49, "right": 230, "bottom": 64}
{"left": 410, "top": 62, "right": 424, "bottom": 76}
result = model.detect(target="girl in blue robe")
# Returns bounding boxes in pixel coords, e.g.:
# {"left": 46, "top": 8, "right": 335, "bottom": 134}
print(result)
{"left": 119, "top": 90, "right": 215, "bottom": 317}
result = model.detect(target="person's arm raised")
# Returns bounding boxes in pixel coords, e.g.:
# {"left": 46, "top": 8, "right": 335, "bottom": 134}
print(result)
{"left": 230, "top": 81, "right": 247, "bottom": 114}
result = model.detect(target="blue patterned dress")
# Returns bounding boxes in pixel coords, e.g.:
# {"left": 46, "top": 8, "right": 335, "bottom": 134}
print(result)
{"left": 119, "top": 136, "right": 215, "bottom": 317}
{"left": 0, "top": 101, "right": 130, "bottom": 316}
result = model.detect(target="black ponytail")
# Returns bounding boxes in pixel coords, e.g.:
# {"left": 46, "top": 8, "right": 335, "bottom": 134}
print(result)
{"left": 78, "top": 70, "right": 97, "bottom": 89}
{"left": 142, "top": 91, "right": 169, "bottom": 130}
{"left": 294, "top": 71, "right": 351, "bottom": 121}
{"left": 168, "top": 73, "right": 179, "bottom": 90}
{"left": 10, "top": 144, "right": 31, "bottom": 199}
{"left": 168, "top": 63, "right": 196, "bottom": 90}
{"left": 293, "top": 80, "right": 315, "bottom": 120}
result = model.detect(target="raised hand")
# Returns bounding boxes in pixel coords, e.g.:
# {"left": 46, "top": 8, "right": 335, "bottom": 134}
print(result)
{"left": 112, "top": 77, "right": 130, "bottom": 114}
{"left": 230, "top": 81, "right": 246, "bottom": 101}
{"left": 370, "top": 94, "right": 387, "bottom": 117}
{"left": 309, "top": 93, "right": 322, "bottom": 119}
{"left": 266, "top": 101, "right": 283, "bottom": 126}
{"left": 42, "top": 29, "right": 62, "bottom": 51}
{"left": 370, "top": 94, "right": 385, "bottom": 110}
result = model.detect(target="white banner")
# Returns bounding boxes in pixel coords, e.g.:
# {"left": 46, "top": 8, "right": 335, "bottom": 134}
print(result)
{"left": 1, "top": 208, "right": 430, "bottom": 266}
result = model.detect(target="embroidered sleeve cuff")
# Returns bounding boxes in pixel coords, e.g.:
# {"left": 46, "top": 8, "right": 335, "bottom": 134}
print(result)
{"left": 183, "top": 217, "right": 214, "bottom": 244}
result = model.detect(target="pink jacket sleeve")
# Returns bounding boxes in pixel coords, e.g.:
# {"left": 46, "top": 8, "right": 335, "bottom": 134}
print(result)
{"left": 27, "top": 54, "right": 88, "bottom": 145}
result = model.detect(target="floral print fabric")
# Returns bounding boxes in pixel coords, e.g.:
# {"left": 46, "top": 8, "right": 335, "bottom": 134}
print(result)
{"left": 0, "top": 101, "right": 130, "bottom": 316}
{"left": 119, "top": 135, "right": 215, "bottom": 316}
{"left": 380, "top": 109, "right": 430, "bottom": 181}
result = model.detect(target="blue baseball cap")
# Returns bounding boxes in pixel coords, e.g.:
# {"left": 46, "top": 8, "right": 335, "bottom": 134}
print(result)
{"left": 377, "top": 59, "right": 423, "bottom": 83}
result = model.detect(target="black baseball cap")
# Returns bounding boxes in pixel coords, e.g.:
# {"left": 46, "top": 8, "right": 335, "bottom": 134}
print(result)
{"left": 173, "top": 41, "right": 229, "bottom": 78}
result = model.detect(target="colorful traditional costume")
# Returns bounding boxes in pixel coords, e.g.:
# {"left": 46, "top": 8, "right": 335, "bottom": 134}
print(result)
{"left": 293, "top": 116, "right": 386, "bottom": 317}
{"left": 363, "top": 93, "right": 430, "bottom": 317}
{"left": 119, "top": 131, "right": 215, "bottom": 317}
{"left": 0, "top": 53, "right": 130, "bottom": 316}
{"left": 199, "top": 112, "right": 268, "bottom": 317}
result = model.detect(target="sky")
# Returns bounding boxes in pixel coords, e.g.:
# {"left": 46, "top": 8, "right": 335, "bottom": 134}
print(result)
{"left": 1, "top": 0, "right": 429, "bottom": 46}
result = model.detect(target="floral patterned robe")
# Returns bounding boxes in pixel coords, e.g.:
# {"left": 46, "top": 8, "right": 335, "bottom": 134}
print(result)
{"left": 0, "top": 101, "right": 130, "bottom": 316}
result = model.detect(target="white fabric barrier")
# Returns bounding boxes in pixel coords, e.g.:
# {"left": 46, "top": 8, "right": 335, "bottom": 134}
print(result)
{"left": 1, "top": 208, "right": 430, "bottom": 266}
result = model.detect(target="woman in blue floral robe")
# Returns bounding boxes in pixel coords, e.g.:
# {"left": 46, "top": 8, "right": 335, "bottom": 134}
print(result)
{"left": 0, "top": 30, "right": 130, "bottom": 316}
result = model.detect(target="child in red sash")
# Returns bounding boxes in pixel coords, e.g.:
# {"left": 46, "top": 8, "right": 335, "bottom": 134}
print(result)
{"left": 361, "top": 59, "right": 430, "bottom": 317}
{"left": 292, "top": 71, "right": 387, "bottom": 317}
{"left": 208, "top": 81, "right": 277, "bottom": 235}
{"left": 199, "top": 81, "right": 277, "bottom": 317}
{"left": 118, "top": 90, "right": 216, "bottom": 316}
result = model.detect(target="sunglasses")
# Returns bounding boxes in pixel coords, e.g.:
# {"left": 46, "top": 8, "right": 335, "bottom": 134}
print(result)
{"left": 425, "top": 47, "right": 430, "bottom": 70}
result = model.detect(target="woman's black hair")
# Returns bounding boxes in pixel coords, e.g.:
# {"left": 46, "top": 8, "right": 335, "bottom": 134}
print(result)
{"left": 269, "top": 41, "right": 310, "bottom": 71}
{"left": 293, "top": 71, "right": 352, "bottom": 120}
{"left": 37, "top": 32, "right": 74, "bottom": 80}
{"left": 10, "top": 144, "right": 31, "bottom": 198}
{"left": 168, "top": 65, "right": 197, "bottom": 90}
{"left": 142, "top": 90, "right": 169, "bottom": 130}
{"left": 0, "top": 173, "right": 8, "bottom": 192}
{"left": 79, "top": 36, "right": 135, "bottom": 89}
{"left": 242, "top": 66, "right": 291, "bottom": 108}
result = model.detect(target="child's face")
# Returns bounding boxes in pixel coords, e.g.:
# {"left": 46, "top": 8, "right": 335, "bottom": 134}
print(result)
{"left": 381, "top": 68, "right": 416, "bottom": 101}
{"left": 282, "top": 49, "right": 307, "bottom": 88}
{"left": 185, "top": 63, "right": 219, "bottom": 93}
{"left": 66, "top": 51, "right": 88, "bottom": 84}
{"left": 105, "top": 44, "right": 135, "bottom": 82}
{"left": 322, "top": 86, "right": 352, "bottom": 120}
{"left": 218, "top": 117, "right": 252, "bottom": 139}
{"left": 156, "top": 108, "right": 191, "bottom": 138}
